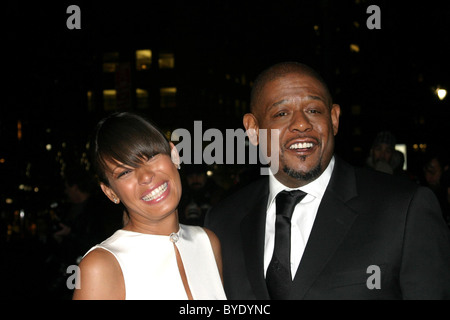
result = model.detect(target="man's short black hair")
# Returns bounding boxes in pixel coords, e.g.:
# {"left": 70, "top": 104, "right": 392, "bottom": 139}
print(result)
{"left": 249, "top": 61, "right": 332, "bottom": 113}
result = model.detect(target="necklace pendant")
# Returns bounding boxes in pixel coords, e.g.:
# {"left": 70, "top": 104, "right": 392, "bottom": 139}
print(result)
{"left": 169, "top": 232, "right": 179, "bottom": 243}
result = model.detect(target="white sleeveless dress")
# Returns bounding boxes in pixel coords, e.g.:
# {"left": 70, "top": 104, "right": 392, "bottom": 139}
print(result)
{"left": 83, "top": 224, "right": 226, "bottom": 300}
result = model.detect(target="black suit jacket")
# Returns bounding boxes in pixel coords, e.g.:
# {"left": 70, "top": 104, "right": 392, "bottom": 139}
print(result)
{"left": 205, "top": 157, "right": 450, "bottom": 299}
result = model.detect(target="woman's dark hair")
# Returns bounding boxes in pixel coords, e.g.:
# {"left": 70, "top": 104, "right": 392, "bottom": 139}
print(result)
{"left": 91, "top": 112, "right": 171, "bottom": 185}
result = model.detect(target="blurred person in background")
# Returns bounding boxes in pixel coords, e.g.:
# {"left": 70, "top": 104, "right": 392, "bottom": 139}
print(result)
{"left": 440, "top": 170, "right": 450, "bottom": 227}
{"left": 366, "top": 131, "right": 397, "bottom": 175}
{"left": 421, "top": 153, "right": 449, "bottom": 225}
{"left": 178, "top": 164, "right": 225, "bottom": 226}
{"left": 45, "top": 163, "right": 123, "bottom": 297}
{"left": 52, "top": 164, "right": 123, "bottom": 264}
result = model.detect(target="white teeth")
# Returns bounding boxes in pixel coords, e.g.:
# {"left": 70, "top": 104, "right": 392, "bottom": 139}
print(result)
{"left": 289, "top": 142, "right": 314, "bottom": 149}
{"left": 142, "top": 182, "right": 168, "bottom": 201}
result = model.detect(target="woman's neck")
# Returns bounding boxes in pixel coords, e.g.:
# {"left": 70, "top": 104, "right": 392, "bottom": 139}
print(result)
{"left": 123, "top": 211, "right": 180, "bottom": 235}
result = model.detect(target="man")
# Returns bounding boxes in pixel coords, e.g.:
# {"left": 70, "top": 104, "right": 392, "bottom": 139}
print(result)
{"left": 366, "top": 131, "right": 397, "bottom": 174}
{"left": 204, "top": 62, "right": 450, "bottom": 299}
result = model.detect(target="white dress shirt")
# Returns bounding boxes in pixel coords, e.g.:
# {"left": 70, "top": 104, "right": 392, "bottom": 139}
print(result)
{"left": 264, "top": 156, "right": 335, "bottom": 279}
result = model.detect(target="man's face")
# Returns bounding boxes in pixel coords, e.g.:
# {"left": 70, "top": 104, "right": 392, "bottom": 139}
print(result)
{"left": 244, "top": 73, "right": 340, "bottom": 188}
{"left": 424, "top": 158, "right": 443, "bottom": 187}
{"left": 371, "top": 143, "right": 394, "bottom": 164}
{"left": 186, "top": 172, "right": 207, "bottom": 190}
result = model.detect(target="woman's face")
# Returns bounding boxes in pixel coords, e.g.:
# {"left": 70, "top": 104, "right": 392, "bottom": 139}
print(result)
{"left": 101, "top": 151, "right": 182, "bottom": 227}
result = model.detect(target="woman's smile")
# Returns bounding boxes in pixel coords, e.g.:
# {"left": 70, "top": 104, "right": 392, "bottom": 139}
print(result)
{"left": 141, "top": 181, "right": 169, "bottom": 203}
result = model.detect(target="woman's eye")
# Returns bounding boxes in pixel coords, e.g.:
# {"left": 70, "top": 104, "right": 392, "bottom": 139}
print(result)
{"left": 117, "top": 169, "right": 132, "bottom": 178}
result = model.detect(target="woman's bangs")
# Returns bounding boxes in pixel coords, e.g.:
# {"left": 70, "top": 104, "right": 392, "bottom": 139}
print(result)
{"left": 105, "top": 124, "right": 170, "bottom": 170}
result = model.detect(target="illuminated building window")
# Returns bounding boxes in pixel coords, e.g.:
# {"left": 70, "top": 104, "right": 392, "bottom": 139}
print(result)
{"left": 136, "top": 88, "right": 149, "bottom": 109}
{"left": 159, "top": 52, "right": 175, "bottom": 69}
{"left": 103, "top": 89, "right": 117, "bottom": 110}
{"left": 87, "top": 91, "right": 94, "bottom": 112}
{"left": 160, "top": 87, "right": 176, "bottom": 108}
{"left": 350, "top": 43, "right": 360, "bottom": 53}
{"left": 17, "top": 120, "right": 22, "bottom": 141}
{"left": 103, "top": 52, "right": 119, "bottom": 73}
{"left": 136, "top": 49, "right": 152, "bottom": 70}
{"left": 241, "top": 74, "right": 247, "bottom": 85}
{"left": 313, "top": 25, "right": 320, "bottom": 36}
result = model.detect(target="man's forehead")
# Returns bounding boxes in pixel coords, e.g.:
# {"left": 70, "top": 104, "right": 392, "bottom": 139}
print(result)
{"left": 263, "top": 74, "right": 329, "bottom": 102}
{"left": 268, "top": 72, "right": 325, "bottom": 87}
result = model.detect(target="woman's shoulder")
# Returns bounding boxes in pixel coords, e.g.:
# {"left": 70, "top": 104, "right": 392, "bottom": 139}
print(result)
{"left": 202, "top": 227, "right": 220, "bottom": 249}
{"left": 73, "top": 248, "right": 125, "bottom": 299}
{"left": 179, "top": 224, "right": 221, "bottom": 255}
{"left": 81, "top": 247, "right": 118, "bottom": 270}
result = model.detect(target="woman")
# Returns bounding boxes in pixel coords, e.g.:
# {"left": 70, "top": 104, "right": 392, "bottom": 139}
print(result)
{"left": 73, "top": 112, "right": 226, "bottom": 300}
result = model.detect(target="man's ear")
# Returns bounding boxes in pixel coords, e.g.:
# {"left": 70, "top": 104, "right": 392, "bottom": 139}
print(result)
{"left": 170, "top": 142, "right": 181, "bottom": 169}
{"left": 330, "top": 104, "right": 341, "bottom": 136}
{"left": 243, "top": 113, "right": 259, "bottom": 146}
{"left": 100, "top": 183, "right": 120, "bottom": 204}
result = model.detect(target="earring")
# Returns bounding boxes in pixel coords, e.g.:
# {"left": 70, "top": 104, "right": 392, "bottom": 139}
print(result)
{"left": 113, "top": 197, "right": 118, "bottom": 204}
{"left": 177, "top": 164, "right": 181, "bottom": 170}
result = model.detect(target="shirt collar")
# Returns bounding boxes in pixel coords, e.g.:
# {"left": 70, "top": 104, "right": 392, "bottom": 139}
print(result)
{"left": 267, "top": 156, "right": 335, "bottom": 209}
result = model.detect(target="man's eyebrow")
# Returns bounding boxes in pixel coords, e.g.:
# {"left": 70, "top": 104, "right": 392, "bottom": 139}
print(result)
{"left": 271, "top": 99, "right": 289, "bottom": 107}
{"left": 270, "top": 95, "right": 325, "bottom": 108}
{"left": 306, "top": 95, "right": 326, "bottom": 102}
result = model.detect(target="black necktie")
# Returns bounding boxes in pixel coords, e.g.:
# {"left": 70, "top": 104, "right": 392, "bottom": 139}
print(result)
{"left": 266, "top": 190, "right": 307, "bottom": 300}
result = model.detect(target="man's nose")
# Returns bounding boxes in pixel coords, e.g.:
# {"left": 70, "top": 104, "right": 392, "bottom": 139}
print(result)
{"left": 289, "top": 111, "right": 312, "bottom": 132}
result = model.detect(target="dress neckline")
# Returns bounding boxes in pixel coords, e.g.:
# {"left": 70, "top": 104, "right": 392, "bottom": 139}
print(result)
{"left": 116, "top": 226, "right": 182, "bottom": 242}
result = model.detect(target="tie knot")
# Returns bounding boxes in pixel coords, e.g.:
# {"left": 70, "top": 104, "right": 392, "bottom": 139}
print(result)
{"left": 275, "top": 190, "right": 307, "bottom": 219}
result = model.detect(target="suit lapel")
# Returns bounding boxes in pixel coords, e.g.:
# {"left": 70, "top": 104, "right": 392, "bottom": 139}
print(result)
{"left": 240, "top": 178, "right": 271, "bottom": 300}
{"left": 291, "top": 157, "right": 359, "bottom": 299}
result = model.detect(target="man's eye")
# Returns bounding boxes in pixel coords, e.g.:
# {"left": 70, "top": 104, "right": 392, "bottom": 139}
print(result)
{"left": 275, "top": 111, "right": 288, "bottom": 117}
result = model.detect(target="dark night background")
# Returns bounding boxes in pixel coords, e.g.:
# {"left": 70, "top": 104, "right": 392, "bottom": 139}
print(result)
{"left": 1, "top": 0, "right": 449, "bottom": 299}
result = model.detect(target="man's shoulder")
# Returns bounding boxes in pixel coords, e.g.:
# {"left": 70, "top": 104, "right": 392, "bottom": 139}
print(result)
{"left": 333, "top": 156, "right": 420, "bottom": 199}
{"left": 215, "top": 176, "right": 268, "bottom": 208}
{"left": 354, "top": 165, "right": 418, "bottom": 193}
{"left": 205, "top": 176, "right": 268, "bottom": 226}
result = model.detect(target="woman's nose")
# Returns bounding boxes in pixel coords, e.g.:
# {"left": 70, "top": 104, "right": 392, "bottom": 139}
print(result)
{"left": 137, "top": 167, "right": 154, "bottom": 185}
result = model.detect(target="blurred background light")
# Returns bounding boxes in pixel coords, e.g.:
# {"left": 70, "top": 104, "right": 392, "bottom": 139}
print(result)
{"left": 436, "top": 88, "right": 447, "bottom": 100}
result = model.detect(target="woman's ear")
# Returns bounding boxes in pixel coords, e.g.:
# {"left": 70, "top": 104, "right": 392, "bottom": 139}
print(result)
{"left": 100, "top": 183, "right": 120, "bottom": 204}
{"left": 170, "top": 142, "right": 181, "bottom": 169}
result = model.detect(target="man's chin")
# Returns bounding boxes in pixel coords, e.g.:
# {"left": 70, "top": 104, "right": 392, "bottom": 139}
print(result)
{"left": 282, "top": 162, "right": 322, "bottom": 183}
